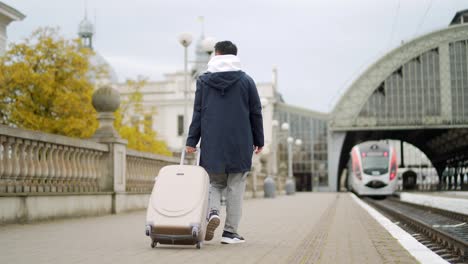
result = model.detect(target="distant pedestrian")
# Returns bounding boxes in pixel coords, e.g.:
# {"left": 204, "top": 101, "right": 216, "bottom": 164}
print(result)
{"left": 186, "top": 40, "right": 264, "bottom": 244}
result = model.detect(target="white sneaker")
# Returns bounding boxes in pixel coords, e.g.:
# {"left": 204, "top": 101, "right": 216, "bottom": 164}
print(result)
{"left": 221, "top": 231, "right": 245, "bottom": 244}
{"left": 204, "top": 210, "right": 220, "bottom": 241}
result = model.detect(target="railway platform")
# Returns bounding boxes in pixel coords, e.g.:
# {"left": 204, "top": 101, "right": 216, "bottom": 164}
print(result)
{"left": 399, "top": 191, "right": 468, "bottom": 215}
{"left": 1, "top": 193, "right": 440, "bottom": 264}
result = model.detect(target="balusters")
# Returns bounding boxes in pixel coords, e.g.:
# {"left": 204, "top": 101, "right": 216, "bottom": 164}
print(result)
{"left": 91, "top": 150, "right": 98, "bottom": 192}
{"left": 83, "top": 150, "right": 91, "bottom": 192}
{"left": 29, "top": 141, "right": 37, "bottom": 191}
{"left": 16, "top": 140, "right": 28, "bottom": 192}
{"left": 54, "top": 146, "right": 62, "bottom": 192}
{"left": 23, "top": 140, "right": 33, "bottom": 192}
{"left": 38, "top": 143, "right": 48, "bottom": 192}
{"left": 75, "top": 149, "right": 83, "bottom": 192}
{"left": 80, "top": 149, "right": 87, "bottom": 192}
{"left": 49, "top": 145, "right": 59, "bottom": 192}
{"left": 95, "top": 152, "right": 104, "bottom": 192}
{"left": 83, "top": 149, "right": 90, "bottom": 192}
{"left": 64, "top": 146, "right": 72, "bottom": 192}
{"left": 8, "top": 138, "right": 20, "bottom": 193}
{"left": 89, "top": 151, "right": 95, "bottom": 192}
{"left": 0, "top": 136, "right": 7, "bottom": 193}
{"left": 124, "top": 156, "right": 174, "bottom": 193}
{"left": 0, "top": 132, "right": 186, "bottom": 195}
{"left": 68, "top": 148, "right": 76, "bottom": 192}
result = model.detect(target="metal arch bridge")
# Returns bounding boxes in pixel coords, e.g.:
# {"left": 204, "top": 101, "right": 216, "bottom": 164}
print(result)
{"left": 328, "top": 21, "right": 468, "bottom": 192}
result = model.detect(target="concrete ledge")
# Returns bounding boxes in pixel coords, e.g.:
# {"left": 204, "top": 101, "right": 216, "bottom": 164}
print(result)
{"left": 114, "top": 193, "right": 150, "bottom": 214}
{"left": 0, "top": 194, "right": 112, "bottom": 224}
{"left": 0, "top": 192, "right": 153, "bottom": 224}
{"left": 0, "top": 197, "right": 26, "bottom": 223}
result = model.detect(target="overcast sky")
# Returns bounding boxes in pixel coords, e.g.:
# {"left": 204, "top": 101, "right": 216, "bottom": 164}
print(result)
{"left": 6, "top": 0, "right": 468, "bottom": 113}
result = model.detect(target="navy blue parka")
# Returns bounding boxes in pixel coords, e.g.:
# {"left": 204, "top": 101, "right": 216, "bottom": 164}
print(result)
{"left": 186, "top": 71, "right": 264, "bottom": 174}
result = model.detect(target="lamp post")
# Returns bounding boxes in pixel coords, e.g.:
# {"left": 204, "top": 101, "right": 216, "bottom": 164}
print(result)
{"left": 262, "top": 97, "right": 276, "bottom": 198}
{"left": 285, "top": 136, "right": 295, "bottom": 195}
{"left": 295, "top": 139, "right": 303, "bottom": 191}
{"left": 202, "top": 37, "right": 216, "bottom": 56}
{"left": 280, "top": 122, "right": 294, "bottom": 195}
{"left": 270, "top": 119, "right": 280, "bottom": 194}
{"left": 285, "top": 136, "right": 302, "bottom": 195}
{"left": 178, "top": 32, "right": 193, "bottom": 150}
{"left": 190, "top": 37, "right": 216, "bottom": 79}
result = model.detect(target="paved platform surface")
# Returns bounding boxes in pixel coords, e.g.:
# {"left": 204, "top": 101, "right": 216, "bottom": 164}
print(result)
{"left": 0, "top": 193, "right": 417, "bottom": 264}
{"left": 399, "top": 192, "right": 468, "bottom": 215}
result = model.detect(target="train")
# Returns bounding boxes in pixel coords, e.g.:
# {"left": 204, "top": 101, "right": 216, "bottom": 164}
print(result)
{"left": 347, "top": 141, "right": 398, "bottom": 196}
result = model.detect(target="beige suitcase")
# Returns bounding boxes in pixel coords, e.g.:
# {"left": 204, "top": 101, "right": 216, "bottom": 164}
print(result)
{"left": 145, "top": 149, "right": 209, "bottom": 249}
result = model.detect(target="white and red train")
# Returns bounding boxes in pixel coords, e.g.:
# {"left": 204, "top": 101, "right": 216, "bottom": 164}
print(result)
{"left": 347, "top": 141, "right": 398, "bottom": 196}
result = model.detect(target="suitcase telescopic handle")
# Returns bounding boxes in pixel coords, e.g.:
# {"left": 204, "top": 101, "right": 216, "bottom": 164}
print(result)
{"left": 180, "top": 147, "right": 201, "bottom": 166}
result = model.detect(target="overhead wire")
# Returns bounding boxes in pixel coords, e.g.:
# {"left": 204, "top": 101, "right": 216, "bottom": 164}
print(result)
{"left": 414, "top": 0, "right": 434, "bottom": 37}
{"left": 387, "top": 0, "right": 401, "bottom": 49}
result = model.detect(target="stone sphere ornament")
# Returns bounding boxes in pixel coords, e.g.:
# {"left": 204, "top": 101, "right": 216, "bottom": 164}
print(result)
{"left": 92, "top": 85, "right": 120, "bottom": 113}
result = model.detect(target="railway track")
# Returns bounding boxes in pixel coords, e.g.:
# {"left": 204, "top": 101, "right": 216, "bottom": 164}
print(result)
{"left": 364, "top": 197, "right": 468, "bottom": 264}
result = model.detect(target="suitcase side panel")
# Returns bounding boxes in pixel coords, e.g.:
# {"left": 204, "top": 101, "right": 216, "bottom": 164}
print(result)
{"left": 146, "top": 165, "right": 209, "bottom": 245}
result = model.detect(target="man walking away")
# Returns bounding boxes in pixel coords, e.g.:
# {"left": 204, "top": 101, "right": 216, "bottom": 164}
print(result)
{"left": 186, "top": 40, "right": 264, "bottom": 244}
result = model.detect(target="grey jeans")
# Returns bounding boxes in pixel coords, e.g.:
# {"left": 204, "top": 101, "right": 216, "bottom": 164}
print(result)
{"left": 208, "top": 172, "right": 247, "bottom": 233}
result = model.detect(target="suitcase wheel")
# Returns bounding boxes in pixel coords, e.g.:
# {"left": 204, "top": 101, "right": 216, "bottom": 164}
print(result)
{"left": 192, "top": 227, "right": 199, "bottom": 238}
{"left": 196, "top": 242, "right": 201, "bottom": 249}
{"left": 151, "top": 241, "right": 157, "bottom": 248}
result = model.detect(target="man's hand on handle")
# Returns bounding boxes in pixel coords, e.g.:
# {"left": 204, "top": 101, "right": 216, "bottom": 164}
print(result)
{"left": 254, "top": 146, "right": 263, "bottom": 154}
{"left": 186, "top": 146, "right": 197, "bottom": 153}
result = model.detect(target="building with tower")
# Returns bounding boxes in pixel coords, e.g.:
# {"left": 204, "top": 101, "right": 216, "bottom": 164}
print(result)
{"left": 77, "top": 10, "right": 118, "bottom": 85}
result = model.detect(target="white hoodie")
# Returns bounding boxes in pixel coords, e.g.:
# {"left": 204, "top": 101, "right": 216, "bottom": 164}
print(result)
{"left": 206, "top": 55, "right": 242, "bottom": 73}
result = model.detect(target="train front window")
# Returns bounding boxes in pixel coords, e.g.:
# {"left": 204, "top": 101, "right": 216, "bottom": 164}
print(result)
{"left": 362, "top": 155, "right": 389, "bottom": 175}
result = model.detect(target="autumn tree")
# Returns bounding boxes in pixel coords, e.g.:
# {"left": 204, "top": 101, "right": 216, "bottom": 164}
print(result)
{"left": 116, "top": 77, "right": 171, "bottom": 156}
{"left": 0, "top": 27, "right": 98, "bottom": 138}
{"left": 0, "top": 27, "right": 171, "bottom": 156}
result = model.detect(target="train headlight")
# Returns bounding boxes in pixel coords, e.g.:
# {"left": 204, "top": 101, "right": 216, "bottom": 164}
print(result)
{"left": 352, "top": 149, "right": 362, "bottom": 180}
{"left": 389, "top": 150, "right": 397, "bottom": 181}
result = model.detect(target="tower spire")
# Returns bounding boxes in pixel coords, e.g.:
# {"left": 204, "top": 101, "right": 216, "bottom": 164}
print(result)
{"left": 84, "top": 0, "right": 88, "bottom": 19}
{"left": 78, "top": 0, "right": 94, "bottom": 49}
{"left": 198, "top": 16, "right": 205, "bottom": 38}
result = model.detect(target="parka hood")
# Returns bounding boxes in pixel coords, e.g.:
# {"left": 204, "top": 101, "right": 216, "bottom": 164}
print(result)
{"left": 206, "top": 55, "right": 241, "bottom": 73}
{"left": 199, "top": 71, "right": 245, "bottom": 95}
{"left": 200, "top": 54, "right": 244, "bottom": 95}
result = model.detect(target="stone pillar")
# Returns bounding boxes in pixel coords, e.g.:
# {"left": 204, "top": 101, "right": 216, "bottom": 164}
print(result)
{"left": 91, "top": 85, "right": 127, "bottom": 194}
{"left": 438, "top": 43, "right": 452, "bottom": 123}
{"left": 327, "top": 131, "right": 346, "bottom": 192}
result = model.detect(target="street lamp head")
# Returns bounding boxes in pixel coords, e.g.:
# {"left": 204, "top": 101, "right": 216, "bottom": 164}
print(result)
{"left": 202, "top": 37, "right": 216, "bottom": 54}
{"left": 178, "top": 32, "right": 193, "bottom": 47}
{"left": 281, "top": 122, "right": 289, "bottom": 131}
{"left": 295, "top": 139, "right": 303, "bottom": 146}
{"left": 260, "top": 97, "right": 268, "bottom": 108}
{"left": 287, "top": 137, "right": 294, "bottom": 144}
{"left": 272, "top": 119, "right": 279, "bottom": 127}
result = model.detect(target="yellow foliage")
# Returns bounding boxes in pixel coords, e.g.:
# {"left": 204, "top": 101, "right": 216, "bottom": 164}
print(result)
{"left": 0, "top": 27, "right": 98, "bottom": 138}
{"left": 115, "top": 77, "right": 171, "bottom": 156}
{"left": 0, "top": 27, "right": 171, "bottom": 156}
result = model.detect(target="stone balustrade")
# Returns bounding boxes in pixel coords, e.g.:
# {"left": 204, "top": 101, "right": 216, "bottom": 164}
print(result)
{"left": 0, "top": 125, "right": 182, "bottom": 196}
{"left": 0, "top": 125, "right": 108, "bottom": 194}
{"left": 126, "top": 150, "right": 179, "bottom": 193}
